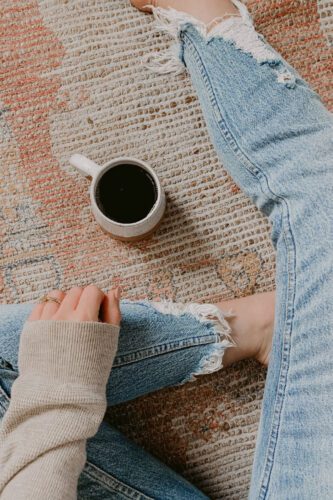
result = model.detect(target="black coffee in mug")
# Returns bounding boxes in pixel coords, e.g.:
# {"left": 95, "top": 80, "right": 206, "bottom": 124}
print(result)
{"left": 95, "top": 163, "right": 158, "bottom": 224}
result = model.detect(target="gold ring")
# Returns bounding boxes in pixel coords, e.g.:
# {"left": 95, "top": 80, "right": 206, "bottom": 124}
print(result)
{"left": 39, "top": 295, "right": 62, "bottom": 305}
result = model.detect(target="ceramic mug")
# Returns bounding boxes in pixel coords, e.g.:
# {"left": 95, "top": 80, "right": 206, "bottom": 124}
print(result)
{"left": 69, "top": 154, "right": 166, "bottom": 241}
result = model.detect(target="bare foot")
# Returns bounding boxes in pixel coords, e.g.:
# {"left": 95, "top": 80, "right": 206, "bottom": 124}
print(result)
{"left": 218, "top": 291, "right": 275, "bottom": 368}
{"left": 131, "top": 0, "right": 238, "bottom": 24}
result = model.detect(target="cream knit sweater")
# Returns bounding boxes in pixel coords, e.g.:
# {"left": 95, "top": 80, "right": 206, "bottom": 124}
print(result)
{"left": 0, "top": 320, "right": 120, "bottom": 499}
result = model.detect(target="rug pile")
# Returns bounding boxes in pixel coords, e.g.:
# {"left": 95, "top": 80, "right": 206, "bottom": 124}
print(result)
{"left": 0, "top": 1, "right": 332, "bottom": 497}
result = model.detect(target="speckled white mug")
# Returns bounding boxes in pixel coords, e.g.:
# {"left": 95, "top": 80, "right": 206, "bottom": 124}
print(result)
{"left": 69, "top": 154, "right": 166, "bottom": 241}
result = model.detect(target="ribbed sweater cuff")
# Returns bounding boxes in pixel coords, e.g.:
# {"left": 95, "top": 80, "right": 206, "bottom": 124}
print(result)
{"left": 19, "top": 321, "right": 120, "bottom": 387}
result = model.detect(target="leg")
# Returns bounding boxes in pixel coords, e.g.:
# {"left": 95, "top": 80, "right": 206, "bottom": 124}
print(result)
{"left": 0, "top": 296, "right": 269, "bottom": 500}
{"left": 1, "top": 296, "right": 257, "bottom": 499}
{"left": 80, "top": 422, "right": 208, "bottom": 499}
{"left": 0, "top": 290, "right": 274, "bottom": 404}
{"left": 0, "top": 379, "right": 207, "bottom": 499}
{"left": 132, "top": 1, "right": 333, "bottom": 498}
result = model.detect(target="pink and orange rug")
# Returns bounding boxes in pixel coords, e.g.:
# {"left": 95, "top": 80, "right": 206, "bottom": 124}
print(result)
{"left": 1, "top": 1, "right": 332, "bottom": 497}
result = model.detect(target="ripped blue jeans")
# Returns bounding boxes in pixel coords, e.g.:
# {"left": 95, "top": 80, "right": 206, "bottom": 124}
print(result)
{"left": 1, "top": 2, "right": 332, "bottom": 499}
{"left": 0, "top": 301, "right": 230, "bottom": 499}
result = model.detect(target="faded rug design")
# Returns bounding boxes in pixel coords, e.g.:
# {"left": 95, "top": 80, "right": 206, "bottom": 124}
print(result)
{"left": 0, "top": 1, "right": 332, "bottom": 498}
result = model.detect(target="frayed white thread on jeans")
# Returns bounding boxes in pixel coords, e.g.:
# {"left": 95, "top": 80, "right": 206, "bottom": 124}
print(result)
{"left": 209, "top": 3, "right": 279, "bottom": 64}
{"left": 144, "top": 7, "right": 197, "bottom": 75}
{"left": 150, "top": 301, "right": 236, "bottom": 381}
{"left": 145, "top": 38, "right": 185, "bottom": 75}
{"left": 275, "top": 67, "right": 295, "bottom": 84}
{"left": 144, "top": 0, "right": 295, "bottom": 85}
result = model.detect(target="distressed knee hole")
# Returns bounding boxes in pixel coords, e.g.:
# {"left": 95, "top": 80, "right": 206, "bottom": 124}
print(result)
{"left": 150, "top": 301, "right": 236, "bottom": 384}
{"left": 144, "top": 0, "right": 296, "bottom": 87}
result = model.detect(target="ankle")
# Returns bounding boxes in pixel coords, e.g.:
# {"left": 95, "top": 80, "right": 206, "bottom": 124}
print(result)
{"left": 132, "top": 0, "right": 239, "bottom": 25}
{"left": 218, "top": 292, "right": 275, "bottom": 368}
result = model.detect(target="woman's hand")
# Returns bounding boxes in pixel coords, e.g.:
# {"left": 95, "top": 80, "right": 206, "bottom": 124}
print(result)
{"left": 0, "top": 286, "right": 122, "bottom": 498}
{"left": 28, "top": 285, "right": 121, "bottom": 326}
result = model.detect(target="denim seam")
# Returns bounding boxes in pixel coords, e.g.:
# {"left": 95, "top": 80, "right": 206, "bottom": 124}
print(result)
{"left": 258, "top": 228, "right": 296, "bottom": 499}
{"left": 183, "top": 34, "right": 286, "bottom": 186}
{"left": 182, "top": 33, "right": 297, "bottom": 499}
{"left": 82, "top": 461, "right": 153, "bottom": 499}
{"left": 113, "top": 333, "right": 218, "bottom": 367}
{"left": 182, "top": 35, "right": 262, "bottom": 180}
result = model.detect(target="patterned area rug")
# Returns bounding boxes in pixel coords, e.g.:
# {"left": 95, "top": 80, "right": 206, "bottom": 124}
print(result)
{"left": 0, "top": 1, "right": 332, "bottom": 498}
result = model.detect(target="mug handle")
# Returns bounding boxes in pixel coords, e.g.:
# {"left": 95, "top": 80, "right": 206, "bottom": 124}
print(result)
{"left": 69, "top": 154, "right": 101, "bottom": 178}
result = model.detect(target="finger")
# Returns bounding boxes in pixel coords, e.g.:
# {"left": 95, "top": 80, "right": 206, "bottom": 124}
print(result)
{"left": 57, "top": 287, "right": 83, "bottom": 315}
{"left": 76, "top": 285, "right": 105, "bottom": 321}
{"left": 101, "top": 288, "right": 122, "bottom": 325}
{"left": 28, "top": 302, "right": 45, "bottom": 321}
{"left": 40, "top": 290, "right": 66, "bottom": 320}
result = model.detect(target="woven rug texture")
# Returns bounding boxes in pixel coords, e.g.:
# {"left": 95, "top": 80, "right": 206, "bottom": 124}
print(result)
{"left": 0, "top": 1, "right": 332, "bottom": 498}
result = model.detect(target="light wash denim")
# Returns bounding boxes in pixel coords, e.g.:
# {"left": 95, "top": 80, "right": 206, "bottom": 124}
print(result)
{"left": 1, "top": 2, "right": 332, "bottom": 499}
{"left": 0, "top": 300, "right": 230, "bottom": 499}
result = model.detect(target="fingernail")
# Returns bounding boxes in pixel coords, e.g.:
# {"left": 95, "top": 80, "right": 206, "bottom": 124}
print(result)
{"left": 115, "top": 286, "right": 121, "bottom": 300}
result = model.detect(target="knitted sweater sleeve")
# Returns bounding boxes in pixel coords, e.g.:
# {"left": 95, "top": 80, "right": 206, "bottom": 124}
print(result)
{"left": 0, "top": 320, "right": 119, "bottom": 500}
